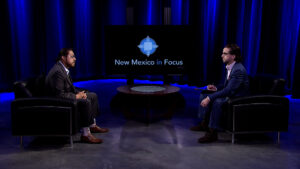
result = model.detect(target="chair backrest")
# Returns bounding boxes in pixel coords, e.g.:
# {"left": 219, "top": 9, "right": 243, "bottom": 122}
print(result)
{"left": 268, "top": 78, "right": 286, "bottom": 96}
{"left": 248, "top": 75, "right": 285, "bottom": 96}
{"left": 13, "top": 75, "right": 46, "bottom": 99}
{"left": 13, "top": 81, "right": 32, "bottom": 99}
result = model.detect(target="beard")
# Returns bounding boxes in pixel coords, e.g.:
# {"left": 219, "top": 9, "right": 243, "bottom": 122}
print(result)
{"left": 223, "top": 59, "right": 229, "bottom": 65}
{"left": 67, "top": 62, "right": 76, "bottom": 68}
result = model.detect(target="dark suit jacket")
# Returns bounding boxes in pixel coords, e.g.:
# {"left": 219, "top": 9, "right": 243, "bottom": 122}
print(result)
{"left": 45, "top": 62, "right": 79, "bottom": 100}
{"left": 209, "top": 62, "right": 249, "bottom": 101}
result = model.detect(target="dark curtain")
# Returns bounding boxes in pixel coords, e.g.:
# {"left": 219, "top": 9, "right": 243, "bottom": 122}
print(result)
{"left": 0, "top": 0, "right": 299, "bottom": 95}
{"left": 189, "top": 0, "right": 300, "bottom": 89}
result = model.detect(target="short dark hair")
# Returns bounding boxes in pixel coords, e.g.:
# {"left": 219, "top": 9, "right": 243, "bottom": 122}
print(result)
{"left": 224, "top": 44, "right": 242, "bottom": 62}
{"left": 56, "top": 48, "right": 73, "bottom": 62}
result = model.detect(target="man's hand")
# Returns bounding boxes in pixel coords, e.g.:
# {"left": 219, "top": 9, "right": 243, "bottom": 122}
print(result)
{"left": 200, "top": 96, "right": 210, "bottom": 107}
{"left": 207, "top": 85, "right": 217, "bottom": 91}
{"left": 76, "top": 91, "right": 87, "bottom": 99}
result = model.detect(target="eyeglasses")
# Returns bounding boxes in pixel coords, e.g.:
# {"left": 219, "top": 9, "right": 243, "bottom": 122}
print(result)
{"left": 222, "top": 52, "right": 230, "bottom": 55}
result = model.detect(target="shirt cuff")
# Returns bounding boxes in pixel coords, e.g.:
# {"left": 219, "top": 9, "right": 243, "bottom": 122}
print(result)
{"left": 206, "top": 96, "right": 211, "bottom": 101}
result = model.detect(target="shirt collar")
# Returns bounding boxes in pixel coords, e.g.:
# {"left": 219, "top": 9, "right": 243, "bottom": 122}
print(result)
{"left": 59, "top": 61, "right": 69, "bottom": 75}
{"left": 226, "top": 61, "right": 236, "bottom": 71}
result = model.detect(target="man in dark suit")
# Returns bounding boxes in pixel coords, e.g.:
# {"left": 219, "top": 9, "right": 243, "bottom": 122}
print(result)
{"left": 46, "top": 48, "right": 109, "bottom": 144}
{"left": 191, "top": 44, "right": 249, "bottom": 143}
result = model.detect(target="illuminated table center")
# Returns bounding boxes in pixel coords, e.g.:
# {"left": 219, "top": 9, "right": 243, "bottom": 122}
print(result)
{"left": 130, "top": 86, "right": 166, "bottom": 93}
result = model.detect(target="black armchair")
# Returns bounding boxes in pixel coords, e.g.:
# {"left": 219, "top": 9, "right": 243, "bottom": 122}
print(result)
{"left": 224, "top": 76, "right": 289, "bottom": 143}
{"left": 11, "top": 76, "right": 80, "bottom": 147}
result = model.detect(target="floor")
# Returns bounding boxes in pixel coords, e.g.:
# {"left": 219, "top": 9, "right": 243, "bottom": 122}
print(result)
{"left": 0, "top": 79, "right": 299, "bottom": 169}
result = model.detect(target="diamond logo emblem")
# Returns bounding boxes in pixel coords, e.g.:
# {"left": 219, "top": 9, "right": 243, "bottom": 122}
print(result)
{"left": 138, "top": 36, "right": 158, "bottom": 57}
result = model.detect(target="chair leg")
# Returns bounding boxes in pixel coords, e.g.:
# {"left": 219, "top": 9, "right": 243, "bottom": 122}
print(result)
{"left": 20, "top": 136, "right": 23, "bottom": 148}
{"left": 70, "top": 136, "right": 73, "bottom": 148}
{"left": 232, "top": 133, "right": 235, "bottom": 144}
{"left": 277, "top": 132, "right": 280, "bottom": 144}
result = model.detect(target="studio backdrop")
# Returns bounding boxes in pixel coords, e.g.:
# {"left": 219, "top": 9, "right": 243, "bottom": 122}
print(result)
{"left": 0, "top": 0, "right": 299, "bottom": 97}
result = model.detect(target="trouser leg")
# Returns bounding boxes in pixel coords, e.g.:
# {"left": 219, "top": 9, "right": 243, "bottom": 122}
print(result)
{"left": 208, "top": 97, "right": 228, "bottom": 130}
{"left": 86, "top": 92, "right": 100, "bottom": 117}
{"left": 77, "top": 99, "right": 94, "bottom": 127}
{"left": 198, "top": 93, "right": 211, "bottom": 122}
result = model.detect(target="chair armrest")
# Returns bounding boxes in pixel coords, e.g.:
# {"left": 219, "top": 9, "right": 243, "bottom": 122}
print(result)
{"left": 11, "top": 97, "right": 77, "bottom": 108}
{"left": 228, "top": 95, "right": 289, "bottom": 106}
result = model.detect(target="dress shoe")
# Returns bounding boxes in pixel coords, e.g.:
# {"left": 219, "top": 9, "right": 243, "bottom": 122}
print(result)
{"left": 190, "top": 122, "right": 208, "bottom": 132}
{"left": 81, "top": 134, "right": 103, "bottom": 144}
{"left": 90, "top": 125, "right": 109, "bottom": 133}
{"left": 198, "top": 129, "right": 218, "bottom": 143}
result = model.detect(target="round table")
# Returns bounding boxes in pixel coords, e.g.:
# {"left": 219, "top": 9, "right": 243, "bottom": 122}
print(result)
{"left": 116, "top": 84, "right": 180, "bottom": 124}
{"left": 117, "top": 84, "right": 180, "bottom": 96}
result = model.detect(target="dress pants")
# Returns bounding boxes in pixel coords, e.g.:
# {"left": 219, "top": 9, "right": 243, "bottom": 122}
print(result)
{"left": 77, "top": 92, "right": 100, "bottom": 127}
{"left": 198, "top": 93, "right": 228, "bottom": 130}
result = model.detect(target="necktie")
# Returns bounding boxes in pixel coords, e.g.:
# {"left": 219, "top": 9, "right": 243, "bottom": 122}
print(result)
{"left": 68, "top": 73, "right": 73, "bottom": 83}
{"left": 67, "top": 73, "right": 76, "bottom": 92}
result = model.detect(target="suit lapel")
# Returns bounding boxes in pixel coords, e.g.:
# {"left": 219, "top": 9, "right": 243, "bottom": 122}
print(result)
{"left": 67, "top": 73, "right": 73, "bottom": 85}
{"left": 224, "top": 63, "right": 238, "bottom": 87}
{"left": 57, "top": 62, "right": 73, "bottom": 86}
{"left": 229, "top": 63, "right": 238, "bottom": 80}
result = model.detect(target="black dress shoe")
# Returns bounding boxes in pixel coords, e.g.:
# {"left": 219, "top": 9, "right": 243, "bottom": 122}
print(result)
{"left": 198, "top": 129, "right": 218, "bottom": 143}
{"left": 190, "top": 122, "right": 208, "bottom": 132}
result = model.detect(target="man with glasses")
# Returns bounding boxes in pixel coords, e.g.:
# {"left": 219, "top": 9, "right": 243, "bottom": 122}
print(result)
{"left": 46, "top": 48, "right": 109, "bottom": 144}
{"left": 190, "top": 44, "right": 249, "bottom": 143}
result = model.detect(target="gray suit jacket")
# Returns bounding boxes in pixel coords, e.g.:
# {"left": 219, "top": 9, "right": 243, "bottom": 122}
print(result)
{"left": 209, "top": 62, "right": 249, "bottom": 101}
{"left": 45, "top": 62, "right": 78, "bottom": 100}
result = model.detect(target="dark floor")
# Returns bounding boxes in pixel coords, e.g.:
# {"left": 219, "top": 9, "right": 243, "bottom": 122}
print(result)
{"left": 0, "top": 79, "right": 300, "bottom": 169}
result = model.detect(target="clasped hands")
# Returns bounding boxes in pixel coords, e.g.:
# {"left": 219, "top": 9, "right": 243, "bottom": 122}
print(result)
{"left": 200, "top": 84, "right": 217, "bottom": 107}
{"left": 76, "top": 91, "right": 87, "bottom": 99}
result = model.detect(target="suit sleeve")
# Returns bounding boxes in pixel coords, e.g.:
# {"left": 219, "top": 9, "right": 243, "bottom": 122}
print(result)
{"left": 208, "top": 69, "right": 246, "bottom": 101}
{"left": 52, "top": 71, "right": 76, "bottom": 100}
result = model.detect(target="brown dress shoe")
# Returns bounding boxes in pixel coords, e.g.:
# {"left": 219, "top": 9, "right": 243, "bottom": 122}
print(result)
{"left": 198, "top": 129, "right": 218, "bottom": 143}
{"left": 90, "top": 125, "right": 109, "bottom": 133}
{"left": 190, "top": 122, "right": 208, "bottom": 132}
{"left": 81, "top": 134, "right": 103, "bottom": 144}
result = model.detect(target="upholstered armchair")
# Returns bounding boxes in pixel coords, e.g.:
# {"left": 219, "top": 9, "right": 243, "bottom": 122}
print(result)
{"left": 11, "top": 76, "right": 79, "bottom": 147}
{"left": 225, "top": 77, "right": 289, "bottom": 143}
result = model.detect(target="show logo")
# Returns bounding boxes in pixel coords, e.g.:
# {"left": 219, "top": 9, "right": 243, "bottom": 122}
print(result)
{"left": 114, "top": 35, "right": 183, "bottom": 67}
{"left": 137, "top": 36, "right": 158, "bottom": 57}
